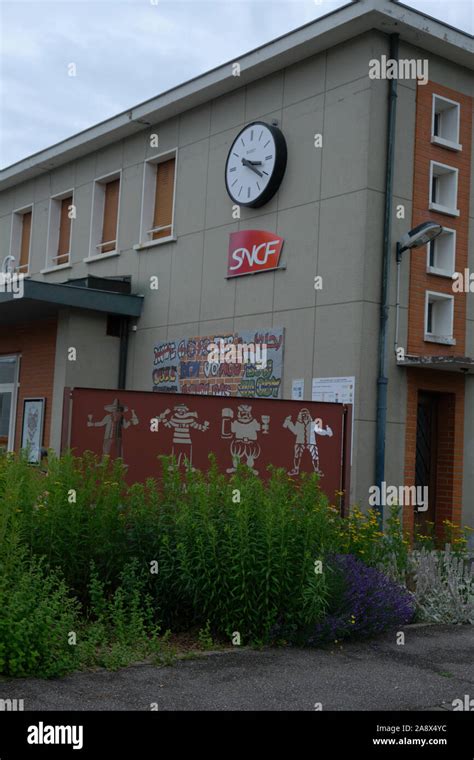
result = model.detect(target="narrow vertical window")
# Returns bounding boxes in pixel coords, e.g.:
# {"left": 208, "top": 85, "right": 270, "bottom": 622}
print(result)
{"left": 56, "top": 196, "right": 72, "bottom": 265}
{"left": 18, "top": 211, "right": 32, "bottom": 273}
{"left": 151, "top": 158, "right": 175, "bottom": 240}
{"left": 100, "top": 178, "right": 120, "bottom": 253}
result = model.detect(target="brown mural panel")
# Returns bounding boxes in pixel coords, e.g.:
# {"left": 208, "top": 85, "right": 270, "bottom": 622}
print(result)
{"left": 65, "top": 387, "right": 351, "bottom": 508}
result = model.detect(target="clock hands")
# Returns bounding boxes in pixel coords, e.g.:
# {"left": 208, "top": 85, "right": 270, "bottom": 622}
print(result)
{"left": 241, "top": 158, "right": 263, "bottom": 177}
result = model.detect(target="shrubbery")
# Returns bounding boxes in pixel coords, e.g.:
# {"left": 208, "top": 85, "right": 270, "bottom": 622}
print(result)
{"left": 0, "top": 450, "right": 469, "bottom": 677}
{"left": 303, "top": 554, "right": 415, "bottom": 645}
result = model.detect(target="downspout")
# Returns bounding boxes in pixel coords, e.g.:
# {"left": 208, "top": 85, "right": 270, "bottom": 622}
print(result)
{"left": 375, "top": 32, "right": 399, "bottom": 520}
{"left": 118, "top": 317, "right": 129, "bottom": 390}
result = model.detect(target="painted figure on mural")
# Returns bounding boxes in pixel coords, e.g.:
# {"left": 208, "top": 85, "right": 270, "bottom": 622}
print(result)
{"left": 155, "top": 403, "right": 209, "bottom": 468}
{"left": 221, "top": 404, "right": 270, "bottom": 474}
{"left": 87, "top": 399, "right": 139, "bottom": 459}
{"left": 283, "top": 408, "right": 333, "bottom": 476}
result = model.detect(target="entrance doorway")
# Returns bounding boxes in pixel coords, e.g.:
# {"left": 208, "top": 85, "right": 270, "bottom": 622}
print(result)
{"left": 0, "top": 356, "right": 19, "bottom": 451}
{"left": 415, "top": 391, "right": 438, "bottom": 528}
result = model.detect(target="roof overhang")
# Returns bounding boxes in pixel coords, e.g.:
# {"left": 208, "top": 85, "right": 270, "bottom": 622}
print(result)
{"left": 0, "top": 0, "right": 472, "bottom": 190}
{"left": 0, "top": 278, "right": 143, "bottom": 325}
{"left": 397, "top": 354, "right": 474, "bottom": 374}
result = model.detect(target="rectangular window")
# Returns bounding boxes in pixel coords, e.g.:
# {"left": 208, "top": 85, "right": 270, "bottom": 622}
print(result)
{"left": 427, "top": 227, "right": 456, "bottom": 277}
{"left": 101, "top": 179, "right": 120, "bottom": 253}
{"left": 18, "top": 211, "right": 32, "bottom": 272}
{"left": 151, "top": 157, "right": 175, "bottom": 240}
{"left": 56, "top": 196, "right": 73, "bottom": 264}
{"left": 45, "top": 191, "right": 74, "bottom": 270}
{"left": 137, "top": 151, "right": 177, "bottom": 248}
{"left": 431, "top": 94, "right": 461, "bottom": 151}
{"left": 429, "top": 161, "right": 459, "bottom": 217}
{"left": 89, "top": 172, "right": 121, "bottom": 259}
{"left": 10, "top": 207, "right": 33, "bottom": 274}
{"left": 0, "top": 355, "right": 19, "bottom": 451}
{"left": 425, "top": 291, "right": 455, "bottom": 345}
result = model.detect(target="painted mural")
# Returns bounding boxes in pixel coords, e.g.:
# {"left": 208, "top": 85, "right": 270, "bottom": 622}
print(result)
{"left": 152, "top": 328, "right": 284, "bottom": 398}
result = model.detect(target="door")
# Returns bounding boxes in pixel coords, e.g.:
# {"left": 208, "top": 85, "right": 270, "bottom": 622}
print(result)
{"left": 415, "top": 391, "right": 438, "bottom": 528}
{"left": 0, "top": 356, "right": 19, "bottom": 451}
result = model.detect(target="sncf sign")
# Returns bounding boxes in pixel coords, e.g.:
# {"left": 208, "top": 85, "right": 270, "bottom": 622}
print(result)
{"left": 227, "top": 230, "right": 284, "bottom": 278}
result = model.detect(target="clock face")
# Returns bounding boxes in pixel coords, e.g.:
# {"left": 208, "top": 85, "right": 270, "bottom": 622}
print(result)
{"left": 225, "top": 121, "right": 287, "bottom": 208}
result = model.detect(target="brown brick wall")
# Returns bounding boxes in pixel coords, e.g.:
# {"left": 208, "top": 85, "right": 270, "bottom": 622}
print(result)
{"left": 408, "top": 81, "right": 472, "bottom": 356}
{"left": 0, "top": 318, "right": 57, "bottom": 450}
{"left": 404, "top": 80, "right": 471, "bottom": 537}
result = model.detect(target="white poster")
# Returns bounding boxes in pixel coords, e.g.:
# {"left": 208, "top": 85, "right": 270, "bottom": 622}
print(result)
{"left": 312, "top": 376, "right": 355, "bottom": 405}
{"left": 312, "top": 376, "right": 355, "bottom": 463}
{"left": 291, "top": 379, "right": 304, "bottom": 400}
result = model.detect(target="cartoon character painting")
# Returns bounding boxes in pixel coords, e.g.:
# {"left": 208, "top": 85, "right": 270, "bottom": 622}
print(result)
{"left": 221, "top": 404, "right": 270, "bottom": 474}
{"left": 87, "top": 399, "right": 139, "bottom": 459}
{"left": 283, "top": 408, "right": 333, "bottom": 476}
{"left": 154, "top": 403, "right": 209, "bottom": 467}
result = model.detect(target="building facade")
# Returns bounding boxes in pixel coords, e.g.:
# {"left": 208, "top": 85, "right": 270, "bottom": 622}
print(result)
{"left": 0, "top": 0, "right": 473, "bottom": 536}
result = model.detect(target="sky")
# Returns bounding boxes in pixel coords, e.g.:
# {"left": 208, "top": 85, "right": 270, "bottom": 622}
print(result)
{"left": 0, "top": 0, "right": 472, "bottom": 169}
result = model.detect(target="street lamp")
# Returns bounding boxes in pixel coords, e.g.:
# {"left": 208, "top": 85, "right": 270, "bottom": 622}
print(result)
{"left": 395, "top": 221, "right": 443, "bottom": 351}
{"left": 396, "top": 221, "right": 443, "bottom": 261}
{"left": 376, "top": 221, "right": 444, "bottom": 519}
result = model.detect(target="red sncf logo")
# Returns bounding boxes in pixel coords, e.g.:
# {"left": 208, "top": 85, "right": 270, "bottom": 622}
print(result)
{"left": 227, "top": 230, "right": 284, "bottom": 277}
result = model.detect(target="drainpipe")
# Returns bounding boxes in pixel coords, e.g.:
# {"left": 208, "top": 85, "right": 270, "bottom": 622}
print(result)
{"left": 118, "top": 317, "right": 129, "bottom": 390}
{"left": 375, "top": 33, "right": 399, "bottom": 520}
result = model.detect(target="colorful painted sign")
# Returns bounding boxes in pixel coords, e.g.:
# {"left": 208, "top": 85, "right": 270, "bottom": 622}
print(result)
{"left": 227, "top": 230, "right": 284, "bottom": 277}
{"left": 153, "top": 328, "right": 284, "bottom": 398}
{"left": 63, "top": 388, "right": 352, "bottom": 510}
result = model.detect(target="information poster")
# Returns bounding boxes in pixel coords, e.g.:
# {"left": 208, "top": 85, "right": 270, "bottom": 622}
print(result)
{"left": 312, "top": 376, "right": 355, "bottom": 462}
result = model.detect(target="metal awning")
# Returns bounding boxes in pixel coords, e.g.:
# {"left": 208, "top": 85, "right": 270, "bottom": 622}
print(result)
{"left": 397, "top": 354, "right": 474, "bottom": 374}
{"left": 0, "top": 276, "right": 143, "bottom": 325}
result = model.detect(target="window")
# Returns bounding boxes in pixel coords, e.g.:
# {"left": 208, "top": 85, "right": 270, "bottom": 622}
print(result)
{"left": 431, "top": 95, "right": 461, "bottom": 151}
{"left": 0, "top": 355, "right": 19, "bottom": 451}
{"left": 429, "top": 162, "right": 459, "bottom": 217}
{"left": 425, "top": 291, "right": 455, "bottom": 345}
{"left": 45, "top": 191, "right": 73, "bottom": 269}
{"left": 137, "top": 151, "right": 176, "bottom": 248}
{"left": 427, "top": 227, "right": 456, "bottom": 277}
{"left": 89, "top": 172, "right": 121, "bottom": 259}
{"left": 10, "top": 207, "right": 33, "bottom": 273}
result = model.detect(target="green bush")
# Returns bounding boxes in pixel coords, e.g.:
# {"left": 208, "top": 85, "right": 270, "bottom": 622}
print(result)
{"left": 0, "top": 449, "right": 420, "bottom": 674}
{"left": 0, "top": 539, "right": 80, "bottom": 678}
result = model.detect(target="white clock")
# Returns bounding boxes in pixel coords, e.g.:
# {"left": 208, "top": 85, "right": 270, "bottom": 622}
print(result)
{"left": 225, "top": 121, "right": 287, "bottom": 208}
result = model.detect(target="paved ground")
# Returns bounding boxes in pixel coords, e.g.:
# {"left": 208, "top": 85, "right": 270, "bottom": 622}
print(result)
{"left": 1, "top": 625, "right": 472, "bottom": 711}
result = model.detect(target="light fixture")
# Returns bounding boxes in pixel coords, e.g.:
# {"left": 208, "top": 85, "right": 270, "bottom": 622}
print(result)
{"left": 397, "top": 221, "right": 443, "bottom": 258}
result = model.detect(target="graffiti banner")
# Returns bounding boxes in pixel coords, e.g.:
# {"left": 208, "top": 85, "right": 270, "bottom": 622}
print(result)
{"left": 62, "top": 388, "right": 352, "bottom": 511}
{"left": 152, "top": 328, "right": 284, "bottom": 398}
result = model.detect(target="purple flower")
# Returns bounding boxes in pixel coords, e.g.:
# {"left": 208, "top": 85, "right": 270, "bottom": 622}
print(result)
{"left": 306, "top": 554, "right": 415, "bottom": 645}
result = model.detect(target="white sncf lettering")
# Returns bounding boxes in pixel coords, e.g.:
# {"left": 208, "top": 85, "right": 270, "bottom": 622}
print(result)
{"left": 230, "top": 240, "right": 280, "bottom": 270}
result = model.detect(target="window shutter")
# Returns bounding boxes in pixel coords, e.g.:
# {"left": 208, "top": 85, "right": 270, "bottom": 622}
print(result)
{"left": 19, "top": 211, "right": 32, "bottom": 271}
{"left": 101, "top": 179, "right": 120, "bottom": 252}
{"left": 57, "top": 197, "right": 72, "bottom": 263}
{"left": 152, "top": 158, "right": 175, "bottom": 240}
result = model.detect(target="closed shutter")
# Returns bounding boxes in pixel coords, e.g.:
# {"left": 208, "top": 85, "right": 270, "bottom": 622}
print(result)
{"left": 152, "top": 158, "right": 175, "bottom": 240}
{"left": 101, "top": 179, "right": 120, "bottom": 253}
{"left": 56, "top": 197, "right": 72, "bottom": 264}
{"left": 19, "top": 211, "right": 32, "bottom": 271}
